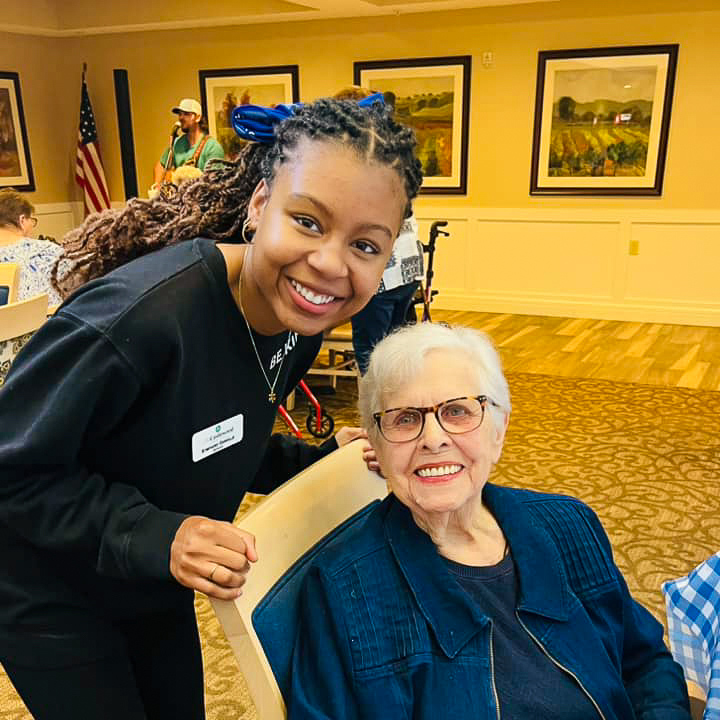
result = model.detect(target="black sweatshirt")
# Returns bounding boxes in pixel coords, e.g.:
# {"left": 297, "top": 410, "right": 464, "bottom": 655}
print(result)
{"left": 0, "top": 238, "right": 333, "bottom": 663}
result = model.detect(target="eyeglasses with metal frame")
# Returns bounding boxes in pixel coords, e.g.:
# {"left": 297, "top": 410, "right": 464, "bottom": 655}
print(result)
{"left": 373, "top": 395, "right": 500, "bottom": 443}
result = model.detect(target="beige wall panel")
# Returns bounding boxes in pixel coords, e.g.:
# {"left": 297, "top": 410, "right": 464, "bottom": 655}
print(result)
{"left": 34, "top": 202, "right": 80, "bottom": 241}
{"left": 416, "top": 218, "right": 469, "bottom": 295}
{"left": 466, "top": 219, "right": 616, "bottom": 299}
{"left": 417, "top": 209, "right": 720, "bottom": 325}
{"left": 626, "top": 222, "right": 720, "bottom": 305}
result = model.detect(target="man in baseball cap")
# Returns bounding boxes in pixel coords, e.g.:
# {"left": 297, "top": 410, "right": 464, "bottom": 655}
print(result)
{"left": 152, "top": 98, "right": 224, "bottom": 194}
{"left": 172, "top": 98, "right": 202, "bottom": 116}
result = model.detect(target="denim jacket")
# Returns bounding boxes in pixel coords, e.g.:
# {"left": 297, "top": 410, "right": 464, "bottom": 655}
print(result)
{"left": 289, "top": 485, "right": 691, "bottom": 719}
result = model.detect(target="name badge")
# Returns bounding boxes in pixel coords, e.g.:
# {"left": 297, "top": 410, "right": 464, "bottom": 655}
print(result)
{"left": 192, "top": 414, "right": 244, "bottom": 463}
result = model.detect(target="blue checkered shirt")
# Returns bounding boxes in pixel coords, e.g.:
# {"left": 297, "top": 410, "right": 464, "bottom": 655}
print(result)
{"left": 663, "top": 551, "right": 720, "bottom": 716}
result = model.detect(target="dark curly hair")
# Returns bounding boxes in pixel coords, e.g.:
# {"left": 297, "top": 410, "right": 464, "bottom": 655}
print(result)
{"left": 53, "top": 97, "right": 422, "bottom": 298}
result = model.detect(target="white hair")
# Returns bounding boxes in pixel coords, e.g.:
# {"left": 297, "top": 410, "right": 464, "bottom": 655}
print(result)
{"left": 358, "top": 322, "right": 511, "bottom": 442}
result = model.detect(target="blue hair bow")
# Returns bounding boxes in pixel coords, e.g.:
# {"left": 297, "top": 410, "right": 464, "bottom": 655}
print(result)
{"left": 231, "top": 93, "right": 385, "bottom": 145}
{"left": 231, "top": 103, "right": 298, "bottom": 144}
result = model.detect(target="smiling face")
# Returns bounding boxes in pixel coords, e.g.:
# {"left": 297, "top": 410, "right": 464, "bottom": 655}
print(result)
{"left": 242, "top": 138, "right": 406, "bottom": 336}
{"left": 177, "top": 111, "right": 199, "bottom": 132}
{"left": 375, "top": 349, "right": 507, "bottom": 519}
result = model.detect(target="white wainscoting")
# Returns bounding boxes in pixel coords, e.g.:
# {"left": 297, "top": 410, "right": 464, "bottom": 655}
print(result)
{"left": 415, "top": 208, "right": 720, "bottom": 327}
{"left": 34, "top": 201, "right": 127, "bottom": 243}
{"left": 33, "top": 202, "right": 83, "bottom": 243}
{"left": 32, "top": 203, "right": 720, "bottom": 327}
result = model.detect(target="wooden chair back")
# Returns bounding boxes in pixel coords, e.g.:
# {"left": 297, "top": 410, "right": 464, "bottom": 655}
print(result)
{"left": 0, "top": 293, "right": 48, "bottom": 342}
{"left": 211, "top": 441, "right": 387, "bottom": 719}
{"left": 0, "top": 294, "right": 48, "bottom": 386}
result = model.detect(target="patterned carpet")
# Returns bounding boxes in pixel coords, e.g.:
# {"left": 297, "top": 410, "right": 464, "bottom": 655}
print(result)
{"left": 2, "top": 372, "right": 718, "bottom": 718}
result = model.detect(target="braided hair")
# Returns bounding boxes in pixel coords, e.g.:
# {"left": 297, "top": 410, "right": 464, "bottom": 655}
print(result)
{"left": 53, "top": 97, "right": 422, "bottom": 298}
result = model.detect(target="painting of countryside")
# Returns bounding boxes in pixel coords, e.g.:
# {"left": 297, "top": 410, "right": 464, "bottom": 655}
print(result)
{"left": 549, "top": 66, "right": 657, "bottom": 178}
{"left": 210, "top": 82, "right": 289, "bottom": 160}
{"left": 369, "top": 76, "right": 454, "bottom": 178}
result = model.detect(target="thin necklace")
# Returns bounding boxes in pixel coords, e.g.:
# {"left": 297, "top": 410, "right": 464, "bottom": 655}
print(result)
{"left": 237, "top": 262, "right": 287, "bottom": 404}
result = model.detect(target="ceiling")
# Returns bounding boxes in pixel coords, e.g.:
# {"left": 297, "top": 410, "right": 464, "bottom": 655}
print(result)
{"left": 3, "top": 0, "right": 559, "bottom": 36}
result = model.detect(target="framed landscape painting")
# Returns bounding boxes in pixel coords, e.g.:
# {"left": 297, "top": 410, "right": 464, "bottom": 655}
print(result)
{"left": 0, "top": 72, "right": 34, "bottom": 191}
{"left": 199, "top": 65, "right": 299, "bottom": 160}
{"left": 530, "top": 45, "right": 679, "bottom": 196}
{"left": 355, "top": 56, "right": 471, "bottom": 194}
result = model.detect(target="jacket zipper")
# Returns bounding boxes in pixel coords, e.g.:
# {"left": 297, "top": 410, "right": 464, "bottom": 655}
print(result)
{"left": 515, "top": 611, "right": 606, "bottom": 720}
{"left": 489, "top": 622, "right": 501, "bottom": 720}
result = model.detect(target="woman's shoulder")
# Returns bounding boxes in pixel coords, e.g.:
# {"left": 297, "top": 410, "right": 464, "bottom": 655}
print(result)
{"left": 489, "top": 485, "right": 609, "bottom": 552}
{"left": 60, "top": 238, "right": 216, "bottom": 324}
{"left": 489, "top": 483, "right": 593, "bottom": 515}
{"left": 309, "top": 496, "right": 394, "bottom": 578}
{"left": 0, "top": 237, "right": 63, "bottom": 262}
{"left": 492, "top": 486, "right": 617, "bottom": 584}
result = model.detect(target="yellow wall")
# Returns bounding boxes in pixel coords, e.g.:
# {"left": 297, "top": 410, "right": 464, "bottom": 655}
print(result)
{"left": 0, "top": 32, "right": 77, "bottom": 204}
{"left": 2, "top": 3, "right": 718, "bottom": 209}
{"left": 83, "top": 7, "right": 720, "bottom": 209}
{"left": 2, "top": 2, "right": 719, "bottom": 324}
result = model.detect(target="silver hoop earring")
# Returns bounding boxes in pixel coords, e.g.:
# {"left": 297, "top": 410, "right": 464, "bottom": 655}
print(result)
{"left": 242, "top": 217, "right": 254, "bottom": 244}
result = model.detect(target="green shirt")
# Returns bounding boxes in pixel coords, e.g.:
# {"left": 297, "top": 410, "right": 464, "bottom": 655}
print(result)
{"left": 160, "top": 134, "right": 225, "bottom": 170}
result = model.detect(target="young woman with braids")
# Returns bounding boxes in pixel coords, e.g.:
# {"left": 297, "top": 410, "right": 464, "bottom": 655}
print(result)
{"left": 0, "top": 97, "right": 422, "bottom": 720}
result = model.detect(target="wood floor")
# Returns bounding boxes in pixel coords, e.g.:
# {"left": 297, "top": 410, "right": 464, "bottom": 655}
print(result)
{"left": 381, "top": 310, "right": 720, "bottom": 391}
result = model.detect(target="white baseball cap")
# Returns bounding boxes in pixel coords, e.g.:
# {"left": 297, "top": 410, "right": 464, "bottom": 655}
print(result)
{"left": 172, "top": 98, "right": 202, "bottom": 116}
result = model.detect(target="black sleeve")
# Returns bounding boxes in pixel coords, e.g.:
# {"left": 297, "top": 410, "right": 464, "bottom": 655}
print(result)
{"left": 0, "top": 313, "right": 187, "bottom": 581}
{"left": 248, "top": 434, "right": 338, "bottom": 495}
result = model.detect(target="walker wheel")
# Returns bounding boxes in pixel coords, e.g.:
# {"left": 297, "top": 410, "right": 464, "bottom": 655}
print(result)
{"left": 306, "top": 412, "right": 334, "bottom": 438}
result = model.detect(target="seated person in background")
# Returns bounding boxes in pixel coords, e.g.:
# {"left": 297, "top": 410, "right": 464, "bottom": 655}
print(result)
{"left": 0, "top": 188, "right": 63, "bottom": 305}
{"left": 290, "top": 322, "right": 691, "bottom": 719}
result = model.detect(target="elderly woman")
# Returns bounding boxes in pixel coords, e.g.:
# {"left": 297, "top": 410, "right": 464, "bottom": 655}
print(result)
{"left": 289, "top": 323, "right": 691, "bottom": 719}
{"left": 0, "top": 188, "right": 63, "bottom": 305}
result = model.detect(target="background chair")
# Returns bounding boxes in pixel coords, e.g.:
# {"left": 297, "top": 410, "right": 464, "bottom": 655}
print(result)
{"left": 304, "top": 322, "right": 357, "bottom": 390}
{"left": 211, "top": 441, "right": 388, "bottom": 719}
{"left": 0, "top": 262, "right": 20, "bottom": 306}
{"left": 0, "top": 293, "right": 48, "bottom": 386}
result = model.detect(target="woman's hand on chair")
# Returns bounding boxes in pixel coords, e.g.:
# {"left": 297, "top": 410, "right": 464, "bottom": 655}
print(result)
{"left": 335, "top": 427, "right": 382, "bottom": 473}
{"left": 170, "top": 516, "right": 258, "bottom": 599}
{"left": 334, "top": 426, "right": 367, "bottom": 447}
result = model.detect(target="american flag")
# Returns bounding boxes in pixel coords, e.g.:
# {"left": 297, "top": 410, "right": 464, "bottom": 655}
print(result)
{"left": 76, "top": 78, "right": 111, "bottom": 215}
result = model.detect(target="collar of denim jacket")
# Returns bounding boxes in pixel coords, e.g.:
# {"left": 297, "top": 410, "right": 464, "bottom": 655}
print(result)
{"left": 384, "top": 486, "right": 571, "bottom": 657}
{"left": 482, "top": 483, "right": 572, "bottom": 621}
{"left": 384, "top": 497, "right": 489, "bottom": 658}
